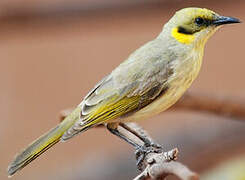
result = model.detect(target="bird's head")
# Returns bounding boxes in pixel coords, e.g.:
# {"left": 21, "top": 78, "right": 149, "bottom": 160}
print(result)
{"left": 164, "top": 7, "right": 240, "bottom": 47}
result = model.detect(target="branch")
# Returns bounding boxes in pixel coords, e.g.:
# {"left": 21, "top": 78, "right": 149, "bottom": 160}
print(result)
{"left": 134, "top": 155, "right": 199, "bottom": 180}
{"left": 174, "top": 91, "right": 245, "bottom": 120}
{"left": 123, "top": 123, "right": 199, "bottom": 180}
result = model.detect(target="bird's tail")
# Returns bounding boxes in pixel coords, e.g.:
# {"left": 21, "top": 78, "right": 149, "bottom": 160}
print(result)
{"left": 7, "top": 107, "right": 81, "bottom": 177}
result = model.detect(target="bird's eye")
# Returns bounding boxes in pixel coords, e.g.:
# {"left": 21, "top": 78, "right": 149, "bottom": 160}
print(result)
{"left": 195, "top": 17, "right": 204, "bottom": 25}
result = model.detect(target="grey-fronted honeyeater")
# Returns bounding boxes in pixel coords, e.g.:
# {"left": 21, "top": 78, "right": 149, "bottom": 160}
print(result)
{"left": 8, "top": 7, "right": 240, "bottom": 176}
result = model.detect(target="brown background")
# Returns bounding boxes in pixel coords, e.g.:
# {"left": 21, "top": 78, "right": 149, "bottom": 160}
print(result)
{"left": 1, "top": 0, "right": 245, "bottom": 179}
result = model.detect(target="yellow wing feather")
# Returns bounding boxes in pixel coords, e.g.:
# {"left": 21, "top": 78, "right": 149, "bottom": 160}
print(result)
{"left": 85, "top": 95, "right": 140, "bottom": 126}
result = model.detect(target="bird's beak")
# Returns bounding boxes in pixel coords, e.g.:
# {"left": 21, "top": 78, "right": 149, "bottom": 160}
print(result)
{"left": 213, "top": 16, "right": 241, "bottom": 26}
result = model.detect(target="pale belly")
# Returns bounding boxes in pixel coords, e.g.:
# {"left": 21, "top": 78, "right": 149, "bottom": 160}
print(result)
{"left": 123, "top": 55, "right": 202, "bottom": 122}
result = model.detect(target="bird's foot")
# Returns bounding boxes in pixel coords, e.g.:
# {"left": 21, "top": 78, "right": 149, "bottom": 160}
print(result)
{"left": 135, "top": 143, "right": 163, "bottom": 171}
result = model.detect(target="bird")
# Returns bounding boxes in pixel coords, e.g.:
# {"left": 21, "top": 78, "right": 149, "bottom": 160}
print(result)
{"left": 8, "top": 7, "right": 240, "bottom": 176}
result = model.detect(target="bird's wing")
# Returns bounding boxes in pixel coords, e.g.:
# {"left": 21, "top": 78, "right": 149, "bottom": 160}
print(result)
{"left": 62, "top": 44, "right": 173, "bottom": 140}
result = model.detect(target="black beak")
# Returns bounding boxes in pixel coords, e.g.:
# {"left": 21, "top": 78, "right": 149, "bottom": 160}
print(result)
{"left": 213, "top": 16, "right": 241, "bottom": 26}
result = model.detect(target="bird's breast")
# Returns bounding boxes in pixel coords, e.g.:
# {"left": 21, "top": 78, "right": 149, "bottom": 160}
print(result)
{"left": 126, "top": 50, "right": 203, "bottom": 121}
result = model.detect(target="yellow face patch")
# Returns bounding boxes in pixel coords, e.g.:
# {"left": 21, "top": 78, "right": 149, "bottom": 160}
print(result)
{"left": 171, "top": 27, "right": 195, "bottom": 44}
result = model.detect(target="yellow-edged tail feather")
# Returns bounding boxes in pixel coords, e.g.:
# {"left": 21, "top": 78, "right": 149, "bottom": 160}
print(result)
{"left": 7, "top": 107, "right": 81, "bottom": 176}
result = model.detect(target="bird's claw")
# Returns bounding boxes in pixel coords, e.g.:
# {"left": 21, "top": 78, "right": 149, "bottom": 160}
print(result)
{"left": 135, "top": 143, "right": 163, "bottom": 171}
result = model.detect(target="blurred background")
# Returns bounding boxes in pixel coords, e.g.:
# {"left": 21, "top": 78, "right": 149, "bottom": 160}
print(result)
{"left": 1, "top": 0, "right": 245, "bottom": 179}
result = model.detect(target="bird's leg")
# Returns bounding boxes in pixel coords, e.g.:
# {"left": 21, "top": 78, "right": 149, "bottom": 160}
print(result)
{"left": 119, "top": 122, "right": 161, "bottom": 147}
{"left": 107, "top": 122, "right": 163, "bottom": 170}
{"left": 106, "top": 123, "right": 141, "bottom": 149}
{"left": 118, "top": 123, "right": 163, "bottom": 170}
